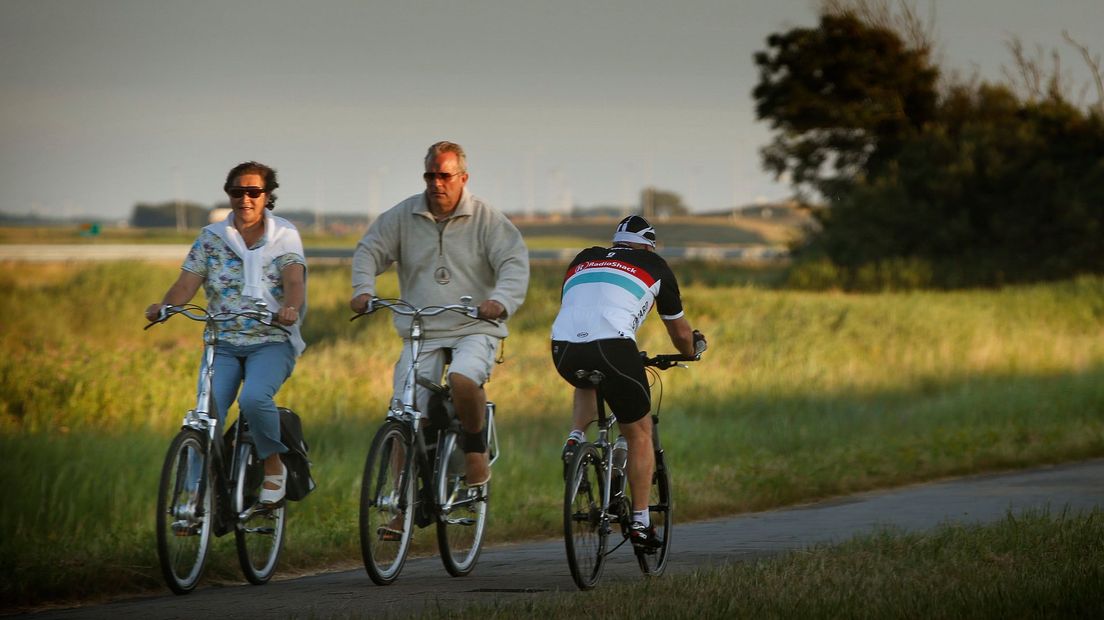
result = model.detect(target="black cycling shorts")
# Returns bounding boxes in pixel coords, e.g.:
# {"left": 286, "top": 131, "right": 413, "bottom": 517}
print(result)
{"left": 551, "top": 338, "right": 650, "bottom": 424}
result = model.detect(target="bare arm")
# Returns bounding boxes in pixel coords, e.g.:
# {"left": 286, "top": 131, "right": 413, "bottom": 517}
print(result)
{"left": 662, "top": 315, "right": 696, "bottom": 357}
{"left": 144, "top": 271, "right": 203, "bottom": 321}
{"left": 277, "top": 263, "right": 305, "bottom": 326}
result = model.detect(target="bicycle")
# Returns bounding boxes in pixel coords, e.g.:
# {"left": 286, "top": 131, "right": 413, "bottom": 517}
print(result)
{"left": 148, "top": 302, "right": 290, "bottom": 594}
{"left": 563, "top": 351, "right": 699, "bottom": 590}
{"left": 353, "top": 296, "right": 500, "bottom": 585}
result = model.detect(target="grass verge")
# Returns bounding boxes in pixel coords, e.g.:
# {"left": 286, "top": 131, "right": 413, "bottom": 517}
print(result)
{"left": 427, "top": 509, "right": 1104, "bottom": 619}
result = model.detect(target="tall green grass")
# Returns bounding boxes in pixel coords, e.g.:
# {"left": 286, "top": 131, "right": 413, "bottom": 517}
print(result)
{"left": 2, "top": 262, "right": 1103, "bottom": 607}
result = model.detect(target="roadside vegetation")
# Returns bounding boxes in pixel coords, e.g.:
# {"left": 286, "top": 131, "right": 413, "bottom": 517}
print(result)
{"left": 429, "top": 509, "right": 1104, "bottom": 619}
{"left": 754, "top": 4, "right": 1104, "bottom": 290}
{"left": 2, "top": 260, "right": 1102, "bottom": 608}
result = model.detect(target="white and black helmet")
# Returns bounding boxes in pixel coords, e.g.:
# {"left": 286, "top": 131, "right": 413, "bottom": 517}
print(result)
{"left": 612, "top": 215, "right": 657, "bottom": 248}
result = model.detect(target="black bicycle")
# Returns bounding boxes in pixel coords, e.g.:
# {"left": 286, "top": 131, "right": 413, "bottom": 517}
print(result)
{"left": 563, "top": 352, "right": 698, "bottom": 590}
{"left": 148, "top": 303, "right": 289, "bottom": 594}
{"left": 353, "top": 296, "right": 500, "bottom": 585}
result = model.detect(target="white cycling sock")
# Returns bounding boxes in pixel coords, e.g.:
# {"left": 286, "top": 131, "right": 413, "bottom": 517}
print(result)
{"left": 567, "top": 429, "right": 585, "bottom": 443}
{"left": 632, "top": 510, "right": 650, "bottom": 527}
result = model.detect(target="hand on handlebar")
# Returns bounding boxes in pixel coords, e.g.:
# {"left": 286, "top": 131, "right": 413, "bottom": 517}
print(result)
{"left": 350, "top": 293, "right": 373, "bottom": 314}
{"left": 692, "top": 330, "right": 708, "bottom": 356}
{"left": 475, "top": 299, "right": 506, "bottom": 321}
{"left": 144, "top": 302, "right": 166, "bottom": 322}
{"left": 275, "top": 305, "right": 300, "bottom": 326}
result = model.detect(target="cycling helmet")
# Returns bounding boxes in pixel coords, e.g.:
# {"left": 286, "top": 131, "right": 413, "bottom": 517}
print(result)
{"left": 612, "top": 215, "right": 657, "bottom": 248}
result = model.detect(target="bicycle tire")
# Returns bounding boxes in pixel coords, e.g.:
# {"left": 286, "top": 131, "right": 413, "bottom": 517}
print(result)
{"left": 634, "top": 449, "right": 672, "bottom": 576}
{"left": 435, "top": 430, "right": 488, "bottom": 576}
{"left": 233, "top": 441, "right": 287, "bottom": 584}
{"left": 156, "top": 428, "right": 213, "bottom": 594}
{"left": 563, "top": 443, "right": 607, "bottom": 590}
{"left": 359, "top": 420, "right": 416, "bottom": 585}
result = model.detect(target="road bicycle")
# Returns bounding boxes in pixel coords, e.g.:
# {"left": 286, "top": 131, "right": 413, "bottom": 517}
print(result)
{"left": 148, "top": 302, "right": 289, "bottom": 594}
{"left": 353, "top": 296, "right": 500, "bottom": 585}
{"left": 563, "top": 351, "right": 698, "bottom": 590}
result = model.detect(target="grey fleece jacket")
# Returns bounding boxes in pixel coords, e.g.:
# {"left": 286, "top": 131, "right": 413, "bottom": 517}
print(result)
{"left": 352, "top": 188, "right": 529, "bottom": 339}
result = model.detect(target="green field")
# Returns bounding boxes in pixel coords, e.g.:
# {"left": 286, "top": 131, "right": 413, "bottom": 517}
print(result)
{"left": 1, "top": 260, "right": 1103, "bottom": 608}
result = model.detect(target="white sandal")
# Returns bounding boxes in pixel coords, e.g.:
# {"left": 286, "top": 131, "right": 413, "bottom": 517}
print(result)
{"left": 259, "top": 461, "right": 287, "bottom": 505}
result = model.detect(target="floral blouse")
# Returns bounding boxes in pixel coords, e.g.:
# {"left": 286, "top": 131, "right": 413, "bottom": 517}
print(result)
{"left": 182, "top": 229, "right": 306, "bottom": 347}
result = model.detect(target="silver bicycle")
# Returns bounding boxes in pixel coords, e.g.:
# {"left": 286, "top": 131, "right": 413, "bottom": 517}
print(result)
{"left": 353, "top": 296, "right": 501, "bottom": 585}
{"left": 148, "top": 302, "right": 289, "bottom": 594}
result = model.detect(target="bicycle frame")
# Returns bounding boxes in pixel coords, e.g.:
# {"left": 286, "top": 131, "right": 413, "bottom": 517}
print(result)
{"left": 154, "top": 303, "right": 281, "bottom": 529}
{"left": 579, "top": 372, "right": 629, "bottom": 552}
{"left": 363, "top": 297, "right": 500, "bottom": 480}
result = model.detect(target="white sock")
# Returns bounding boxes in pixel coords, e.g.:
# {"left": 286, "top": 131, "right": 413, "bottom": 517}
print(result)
{"left": 568, "top": 429, "right": 585, "bottom": 443}
{"left": 632, "top": 510, "right": 650, "bottom": 527}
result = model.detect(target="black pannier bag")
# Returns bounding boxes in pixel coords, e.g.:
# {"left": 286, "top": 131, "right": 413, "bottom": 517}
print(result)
{"left": 278, "top": 407, "right": 316, "bottom": 501}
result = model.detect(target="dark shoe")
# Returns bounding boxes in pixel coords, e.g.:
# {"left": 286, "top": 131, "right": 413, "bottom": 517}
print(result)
{"left": 561, "top": 437, "right": 580, "bottom": 480}
{"left": 628, "top": 521, "right": 661, "bottom": 550}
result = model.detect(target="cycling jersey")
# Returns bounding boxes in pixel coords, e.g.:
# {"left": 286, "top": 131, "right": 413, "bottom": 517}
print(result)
{"left": 550, "top": 245, "right": 685, "bottom": 343}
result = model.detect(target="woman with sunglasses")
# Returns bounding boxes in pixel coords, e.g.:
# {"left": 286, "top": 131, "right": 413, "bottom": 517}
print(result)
{"left": 145, "top": 161, "right": 307, "bottom": 505}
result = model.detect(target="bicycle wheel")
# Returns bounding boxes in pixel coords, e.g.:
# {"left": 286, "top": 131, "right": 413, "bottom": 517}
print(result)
{"left": 360, "top": 420, "right": 416, "bottom": 585}
{"left": 156, "top": 428, "right": 213, "bottom": 594}
{"left": 634, "top": 449, "right": 673, "bottom": 576}
{"left": 435, "top": 431, "right": 488, "bottom": 576}
{"left": 563, "top": 443, "right": 607, "bottom": 590}
{"left": 233, "top": 442, "right": 286, "bottom": 585}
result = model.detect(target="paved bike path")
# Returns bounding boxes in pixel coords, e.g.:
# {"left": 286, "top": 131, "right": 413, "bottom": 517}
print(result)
{"left": 22, "top": 459, "right": 1104, "bottom": 619}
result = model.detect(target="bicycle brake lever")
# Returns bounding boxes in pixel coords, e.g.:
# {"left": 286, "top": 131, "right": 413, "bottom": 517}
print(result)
{"left": 143, "top": 306, "right": 171, "bottom": 330}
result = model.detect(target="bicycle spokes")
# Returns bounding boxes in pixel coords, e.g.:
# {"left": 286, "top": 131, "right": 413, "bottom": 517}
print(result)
{"left": 564, "top": 445, "right": 608, "bottom": 590}
{"left": 157, "top": 430, "right": 214, "bottom": 594}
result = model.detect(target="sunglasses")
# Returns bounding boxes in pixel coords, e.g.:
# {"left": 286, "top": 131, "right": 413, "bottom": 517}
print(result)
{"left": 227, "top": 187, "right": 265, "bottom": 199}
{"left": 423, "top": 171, "right": 463, "bottom": 182}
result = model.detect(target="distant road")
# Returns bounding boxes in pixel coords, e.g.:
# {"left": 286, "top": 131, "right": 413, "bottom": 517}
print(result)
{"left": 0, "top": 244, "right": 787, "bottom": 263}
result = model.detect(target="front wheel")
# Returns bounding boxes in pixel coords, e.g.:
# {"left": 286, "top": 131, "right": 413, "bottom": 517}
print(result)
{"left": 563, "top": 443, "right": 608, "bottom": 590}
{"left": 359, "top": 420, "right": 416, "bottom": 585}
{"left": 435, "top": 431, "right": 488, "bottom": 576}
{"left": 156, "top": 429, "right": 213, "bottom": 594}
{"left": 634, "top": 449, "right": 672, "bottom": 576}
{"left": 233, "top": 441, "right": 287, "bottom": 585}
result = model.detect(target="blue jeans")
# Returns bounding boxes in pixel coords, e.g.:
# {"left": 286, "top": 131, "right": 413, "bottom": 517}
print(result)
{"left": 205, "top": 341, "right": 296, "bottom": 460}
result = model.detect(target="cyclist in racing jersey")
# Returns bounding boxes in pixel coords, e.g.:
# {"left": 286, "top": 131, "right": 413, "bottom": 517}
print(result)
{"left": 550, "top": 215, "right": 707, "bottom": 548}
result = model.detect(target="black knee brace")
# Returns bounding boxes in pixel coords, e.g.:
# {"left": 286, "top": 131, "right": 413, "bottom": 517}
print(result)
{"left": 462, "top": 428, "right": 488, "bottom": 453}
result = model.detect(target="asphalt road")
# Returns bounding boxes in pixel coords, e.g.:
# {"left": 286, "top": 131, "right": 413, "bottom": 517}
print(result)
{"left": 18, "top": 459, "right": 1103, "bottom": 619}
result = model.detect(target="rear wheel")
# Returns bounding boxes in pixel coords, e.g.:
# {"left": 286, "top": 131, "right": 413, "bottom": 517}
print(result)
{"left": 563, "top": 443, "right": 607, "bottom": 590}
{"left": 233, "top": 442, "right": 286, "bottom": 584}
{"left": 359, "top": 420, "right": 416, "bottom": 585}
{"left": 156, "top": 429, "right": 213, "bottom": 594}
{"left": 634, "top": 449, "right": 672, "bottom": 576}
{"left": 435, "top": 431, "right": 488, "bottom": 576}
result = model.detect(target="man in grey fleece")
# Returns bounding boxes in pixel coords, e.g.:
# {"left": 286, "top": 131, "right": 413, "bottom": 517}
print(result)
{"left": 350, "top": 141, "right": 529, "bottom": 486}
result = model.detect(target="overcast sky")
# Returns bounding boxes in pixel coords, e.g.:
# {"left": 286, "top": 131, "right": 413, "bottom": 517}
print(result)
{"left": 2, "top": 0, "right": 1101, "bottom": 220}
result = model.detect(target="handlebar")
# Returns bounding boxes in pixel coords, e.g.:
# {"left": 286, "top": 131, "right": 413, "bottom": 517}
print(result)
{"left": 350, "top": 296, "right": 499, "bottom": 325}
{"left": 641, "top": 352, "right": 701, "bottom": 370}
{"left": 144, "top": 303, "right": 289, "bottom": 334}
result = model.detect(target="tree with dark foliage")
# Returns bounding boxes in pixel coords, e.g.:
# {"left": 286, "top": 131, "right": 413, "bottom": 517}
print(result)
{"left": 755, "top": 8, "right": 1104, "bottom": 288}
